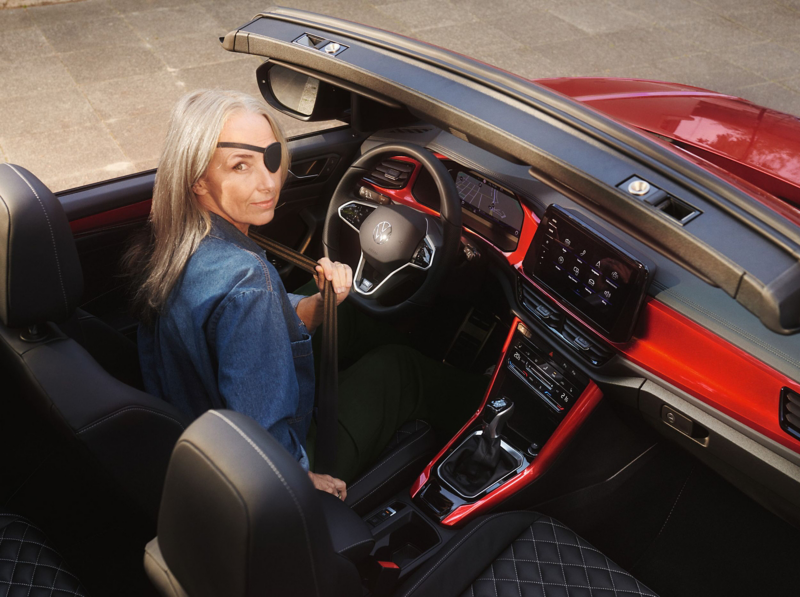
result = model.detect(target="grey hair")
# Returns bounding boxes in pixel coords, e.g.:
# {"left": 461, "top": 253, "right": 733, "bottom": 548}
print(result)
{"left": 124, "top": 89, "right": 290, "bottom": 324}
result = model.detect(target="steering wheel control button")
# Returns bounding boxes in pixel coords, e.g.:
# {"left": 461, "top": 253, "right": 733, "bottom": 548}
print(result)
{"left": 412, "top": 241, "right": 433, "bottom": 267}
{"left": 338, "top": 201, "right": 377, "bottom": 231}
{"left": 373, "top": 221, "right": 393, "bottom": 245}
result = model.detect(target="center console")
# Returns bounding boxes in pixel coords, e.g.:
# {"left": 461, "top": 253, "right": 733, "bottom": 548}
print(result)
{"left": 409, "top": 319, "right": 597, "bottom": 524}
{"left": 355, "top": 204, "right": 651, "bottom": 589}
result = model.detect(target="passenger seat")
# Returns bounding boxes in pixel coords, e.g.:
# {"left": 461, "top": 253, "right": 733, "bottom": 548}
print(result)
{"left": 0, "top": 512, "right": 88, "bottom": 596}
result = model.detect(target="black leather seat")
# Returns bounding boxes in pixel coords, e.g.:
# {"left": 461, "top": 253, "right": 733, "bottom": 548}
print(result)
{"left": 0, "top": 163, "right": 188, "bottom": 521}
{"left": 145, "top": 410, "right": 658, "bottom": 597}
{"left": 0, "top": 162, "right": 437, "bottom": 523}
{"left": 0, "top": 512, "right": 88, "bottom": 596}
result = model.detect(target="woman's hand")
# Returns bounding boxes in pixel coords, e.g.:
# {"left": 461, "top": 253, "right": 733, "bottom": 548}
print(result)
{"left": 314, "top": 257, "right": 352, "bottom": 306}
{"left": 308, "top": 471, "right": 347, "bottom": 500}
{"left": 295, "top": 258, "right": 352, "bottom": 331}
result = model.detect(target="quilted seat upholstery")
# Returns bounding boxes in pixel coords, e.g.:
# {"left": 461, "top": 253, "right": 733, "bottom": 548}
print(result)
{"left": 399, "top": 511, "right": 657, "bottom": 597}
{"left": 0, "top": 513, "right": 87, "bottom": 596}
{"left": 461, "top": 516, "right": 657, "bottom": 597}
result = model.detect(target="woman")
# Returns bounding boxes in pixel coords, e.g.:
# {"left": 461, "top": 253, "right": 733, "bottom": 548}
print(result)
{"left": 127, "top": 90, "right": 485, "bottom": 500}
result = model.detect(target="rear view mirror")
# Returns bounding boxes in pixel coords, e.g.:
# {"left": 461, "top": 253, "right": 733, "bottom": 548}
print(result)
{"left": 257, "top": 62, "right": 351, "bottom": 122}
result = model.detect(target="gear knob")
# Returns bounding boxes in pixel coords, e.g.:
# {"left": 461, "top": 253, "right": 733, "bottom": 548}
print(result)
{"left": 485, "top": 397, "right": 514, "bottom": 441}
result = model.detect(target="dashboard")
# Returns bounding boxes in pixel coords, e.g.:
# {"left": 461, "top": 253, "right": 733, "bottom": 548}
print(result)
{"left": 361, "top": 125, "right": 800, "bottom": 526}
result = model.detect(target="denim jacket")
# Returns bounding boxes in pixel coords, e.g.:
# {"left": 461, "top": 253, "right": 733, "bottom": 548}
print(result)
{"left": 138, "top": 214, "right": 315, "bottom": 468}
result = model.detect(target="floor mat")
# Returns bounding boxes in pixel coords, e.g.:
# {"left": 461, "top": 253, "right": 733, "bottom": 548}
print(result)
{"left": 631, "top": 461, "right": 800, "bottom": 597}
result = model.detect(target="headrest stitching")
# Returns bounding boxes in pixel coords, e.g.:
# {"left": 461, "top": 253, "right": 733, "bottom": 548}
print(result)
{"left": 208, "top": 411, "right": 321, "bottom": 597}
{"left": 3, "top": 164, "right": 69, "bottom": 320}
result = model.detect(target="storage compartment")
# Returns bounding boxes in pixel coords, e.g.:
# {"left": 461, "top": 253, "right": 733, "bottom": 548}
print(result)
{"left": 370, "top": 507, "right": 440, "bottom": 569}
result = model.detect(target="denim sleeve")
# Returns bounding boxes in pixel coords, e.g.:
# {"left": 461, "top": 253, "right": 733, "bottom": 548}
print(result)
{"left": 287, "top": 292, "right": 305, "bottom": 310}
{"left": 211, "top": 288, "right": 308, "bottom": 464}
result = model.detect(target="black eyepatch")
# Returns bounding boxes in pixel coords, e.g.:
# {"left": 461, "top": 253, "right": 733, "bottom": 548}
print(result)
{"left": 216, "top": 141, "right": 282, "bottom": 173}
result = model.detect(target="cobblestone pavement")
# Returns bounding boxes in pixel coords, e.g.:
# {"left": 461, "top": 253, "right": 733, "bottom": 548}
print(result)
{"left": 1, "top": 0, "right": 799, "bottom": 192}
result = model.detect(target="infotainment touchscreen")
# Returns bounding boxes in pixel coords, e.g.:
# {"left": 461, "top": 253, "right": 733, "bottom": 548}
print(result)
{"left": 523, "top": 205, "right": 651, "bottom": 343}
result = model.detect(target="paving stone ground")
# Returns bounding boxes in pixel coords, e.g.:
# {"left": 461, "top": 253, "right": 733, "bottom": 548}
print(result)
{"left": 1, "top": 0, "right": 800, "bottom": 192}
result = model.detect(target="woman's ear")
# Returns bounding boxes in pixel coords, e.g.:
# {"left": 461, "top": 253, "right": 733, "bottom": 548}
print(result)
{"left": 192, "top": 176, "right": 208, "bottom": 196}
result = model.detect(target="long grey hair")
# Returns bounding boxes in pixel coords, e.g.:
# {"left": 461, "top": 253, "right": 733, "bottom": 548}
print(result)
{"left": 124, "top": 89, "right": 290, "bottom": 325}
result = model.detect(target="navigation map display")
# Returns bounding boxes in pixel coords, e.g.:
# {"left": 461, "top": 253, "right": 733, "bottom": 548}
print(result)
{"left": 455, "top": 171, "right": 523, "bottom": 251}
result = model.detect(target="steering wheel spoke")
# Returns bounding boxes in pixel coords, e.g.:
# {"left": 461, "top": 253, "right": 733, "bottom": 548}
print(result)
{"left": 323, "top": 142, "right": 462, "bottom": 316}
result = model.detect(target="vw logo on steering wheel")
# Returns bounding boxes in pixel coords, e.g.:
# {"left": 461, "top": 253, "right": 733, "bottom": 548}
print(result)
{"left": 373, "top": 221, "right": 392, "bottom": 245}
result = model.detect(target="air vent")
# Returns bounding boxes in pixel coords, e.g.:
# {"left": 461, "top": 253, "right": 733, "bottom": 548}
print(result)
{"left": 518, "top": 280, "right": 563, "bottom": 330}
{"left": 386, "top": 126, "right": 434, "bottom": 135}
{"left": 561, "top": 319, "right": 614, "bottom": 366}
{"left": 366, "top": 159, "right": 415, "bottom": 189}
{"left": 779, "top": 387, "right": 800, "bottom": 440}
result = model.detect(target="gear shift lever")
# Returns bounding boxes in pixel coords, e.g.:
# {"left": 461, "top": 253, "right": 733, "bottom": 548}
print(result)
{"left": 445, "top": 397, "right": 516, "bottom": 494}
{"left": 485, "top": 398, "right": 515, "bottom": 441}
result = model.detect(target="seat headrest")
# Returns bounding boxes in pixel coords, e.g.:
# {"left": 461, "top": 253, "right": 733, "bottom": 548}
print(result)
{"left": 0, "top": 164, "right": 83, "bottom": 327}
{"left": 157, "top": 410, "right": 360, "bottom": 597}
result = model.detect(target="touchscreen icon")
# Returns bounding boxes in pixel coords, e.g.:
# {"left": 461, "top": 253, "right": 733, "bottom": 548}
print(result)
{"left": 603, "top": 290, "right": 611, "bottom": 299}
{"left": 588, "top": 279, "right": 595, "bottom": 287}
{"left": 565, "top": 238, "right": 571, "bottom": 246}
{"left": 557, "top": 256, "right": 564, "bottom": 264}
{"left": 611, "top": 271, "right": 619, "bottom": 280}
{"left": 572, "top": 266, "right": 580, "bottom": 276}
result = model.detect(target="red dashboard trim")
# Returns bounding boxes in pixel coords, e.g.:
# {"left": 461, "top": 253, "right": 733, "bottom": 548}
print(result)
{"left": 69, "top": 200, "right": 151, "bottom": 234}
{"left": 442, "top": 381, "right": 603, "bottom": 526}
{"left": 410, "top": 317, "right": 519, "bottom": 497}
{"left": 409, "top": 316, "right": 604, "bottom": 527}
{"left": 621, "top": 298, "right": 800, "bottom": 453}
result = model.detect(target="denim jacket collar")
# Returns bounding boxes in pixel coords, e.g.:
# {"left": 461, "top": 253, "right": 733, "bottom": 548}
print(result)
{"left": 207, "top": 212, "right": 263, "bottom": 255}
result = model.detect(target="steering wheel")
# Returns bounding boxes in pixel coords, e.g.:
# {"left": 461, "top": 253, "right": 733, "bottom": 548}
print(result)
{"left": 322, "top": 143, "right": 462, "bottom": 316}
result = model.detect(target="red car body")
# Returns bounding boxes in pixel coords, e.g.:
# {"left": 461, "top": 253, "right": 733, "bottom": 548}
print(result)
{"left": 538, "top": 77, "right": 800, "bottom": 219}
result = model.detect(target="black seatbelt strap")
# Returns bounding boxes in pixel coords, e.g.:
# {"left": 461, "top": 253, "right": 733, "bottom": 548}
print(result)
{"left": 249, "top": 232, "right": 338, "bottom": 474}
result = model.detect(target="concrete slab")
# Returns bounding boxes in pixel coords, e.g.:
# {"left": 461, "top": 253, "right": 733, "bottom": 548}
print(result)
{"left": 0, "top": 56, "right": 74, "bottom": 101}
{"left": 124, "top": 4, "right": 223, "bottom": 42}
{"left": 39, "top": 15, "right": 140, "bottom": 53}
{"left": 0, "top": 88, "right": 97, "bottom": 139}
{"left": 2, "top": 122, "right": 131, "bottom": 186}
{"left": 2, "top": 0, "right": 800, "bottom": 193}
{"left": 61, "top": 42, "right": 166, "bottom": 85}
{"left": 82, "top": 70, "right": 185, "bottom": 120}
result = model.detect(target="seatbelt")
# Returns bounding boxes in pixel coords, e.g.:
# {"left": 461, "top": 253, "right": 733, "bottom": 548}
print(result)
{"left": 249, "top": 232, "right": 338, "bottom": 475}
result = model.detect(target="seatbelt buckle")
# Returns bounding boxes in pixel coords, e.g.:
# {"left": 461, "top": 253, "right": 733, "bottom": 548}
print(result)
{"left": 368, "top": 560, "right": 400, "bottom": 597}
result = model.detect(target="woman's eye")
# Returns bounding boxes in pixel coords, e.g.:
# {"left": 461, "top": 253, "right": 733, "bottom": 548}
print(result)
{"left": 233, "top": 162, "right": 247, "bottom": 171}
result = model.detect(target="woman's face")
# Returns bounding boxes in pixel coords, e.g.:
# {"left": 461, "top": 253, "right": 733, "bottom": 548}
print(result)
{"left": 194, "top": 111, "right": 282, "bottom": 235}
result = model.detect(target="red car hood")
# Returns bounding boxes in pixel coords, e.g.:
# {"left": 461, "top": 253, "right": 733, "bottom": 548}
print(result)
{"left": 535, "top": 77, "right": 800, "bottom": 214}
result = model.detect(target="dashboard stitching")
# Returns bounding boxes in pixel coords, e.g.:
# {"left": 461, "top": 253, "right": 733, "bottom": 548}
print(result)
{"left": 653, "top": 282, "right": 800, "bottom": 370}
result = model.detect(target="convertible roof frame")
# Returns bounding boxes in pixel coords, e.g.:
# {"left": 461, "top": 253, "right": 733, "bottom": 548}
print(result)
{"left": 222, "top": 8, "right": 800, "bottom": 334}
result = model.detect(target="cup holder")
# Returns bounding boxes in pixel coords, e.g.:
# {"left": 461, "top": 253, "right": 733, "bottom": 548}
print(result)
{"left": 369, "top": 504, "right": 440, "bottom": 569}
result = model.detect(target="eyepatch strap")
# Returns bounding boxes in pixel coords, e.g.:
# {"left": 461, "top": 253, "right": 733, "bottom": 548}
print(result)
{"left": 216, "top": 141, "right": 282, "bottom": 173}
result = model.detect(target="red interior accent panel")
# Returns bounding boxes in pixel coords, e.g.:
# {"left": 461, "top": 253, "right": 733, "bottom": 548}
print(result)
{"left": 364, "top": 156, "right": 540, "bottom": 265}
{"left": 69, "top": 199, "right": 151, "bottom": 235}
{"left": 410, "top": 318, "right": 519, "bottom": 498}
{"left": 442, "top": 382, "right": 602, "bottom": 526}
{"left": 622, "top": 298, "right": 800, "bottom": 453}
{"left": 410, "top": 316, "right": 604, "bottom": 527}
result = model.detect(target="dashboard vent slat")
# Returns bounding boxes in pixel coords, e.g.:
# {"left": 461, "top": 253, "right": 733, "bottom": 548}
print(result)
{"left": 561, "top": 319, "right": 614, "bottom": 366}
{"left": 517, "top": 275, "right": 613, "bottom": 367}
{"left": 780, "top": 387, "right": 800, "bottom": 440}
